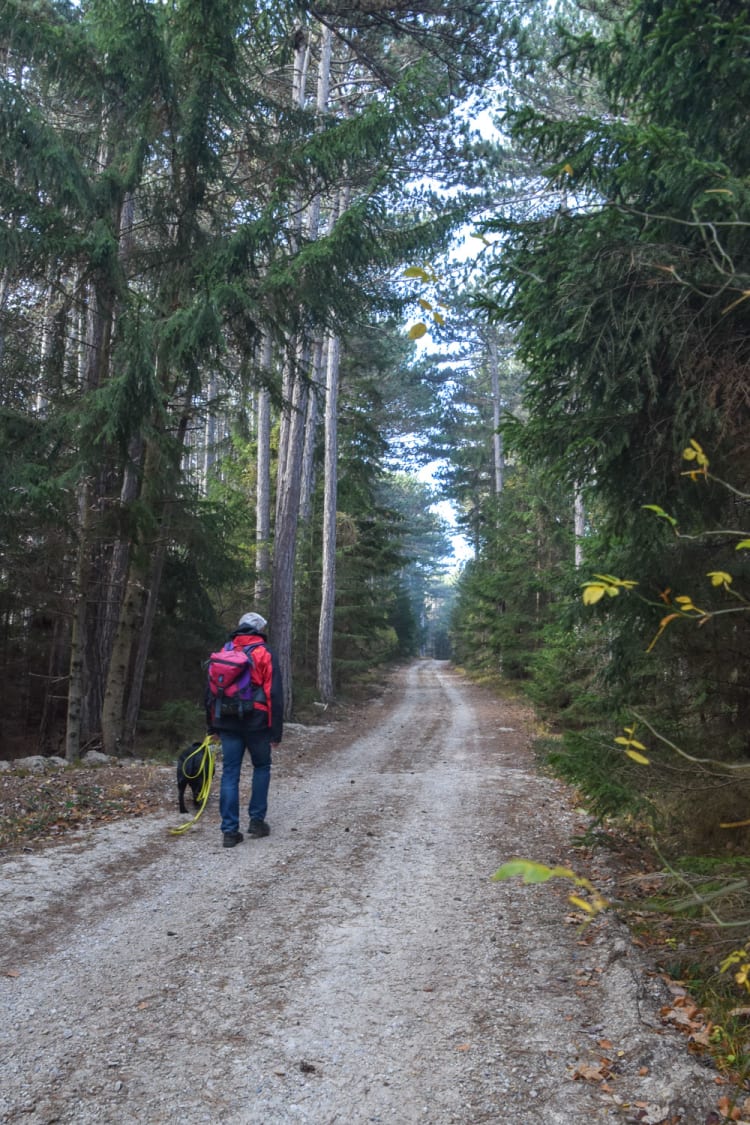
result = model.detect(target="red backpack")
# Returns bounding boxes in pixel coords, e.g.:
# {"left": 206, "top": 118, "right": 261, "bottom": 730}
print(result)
{"left": 207, "top": 642, "right": 265, "bottom": 720}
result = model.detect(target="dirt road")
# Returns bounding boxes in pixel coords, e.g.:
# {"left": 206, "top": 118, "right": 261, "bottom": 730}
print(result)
{"left": 0, "top": 661, "right": 729, "bottom": 1123}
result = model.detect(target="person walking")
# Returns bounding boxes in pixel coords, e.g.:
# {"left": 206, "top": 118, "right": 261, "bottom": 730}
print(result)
{"left": 206, "top": 612, "right": 283, "bottom": 848}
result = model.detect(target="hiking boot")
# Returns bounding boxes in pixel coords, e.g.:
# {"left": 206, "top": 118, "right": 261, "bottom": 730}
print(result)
{"left": 247, "top": 819, "right": 270, "bottom": 838}
{"left": 222, "top": 831, "right": 244, "bottom": 848}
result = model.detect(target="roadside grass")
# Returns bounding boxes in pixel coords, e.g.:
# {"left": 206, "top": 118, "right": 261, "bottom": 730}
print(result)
{"left": 615, "top": 854, "right": 750, "bottom": 1089}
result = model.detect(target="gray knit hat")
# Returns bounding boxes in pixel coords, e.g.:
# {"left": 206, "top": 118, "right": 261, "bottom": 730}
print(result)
{"left": 238, "top": 611, "right": 267, "bottom": 632}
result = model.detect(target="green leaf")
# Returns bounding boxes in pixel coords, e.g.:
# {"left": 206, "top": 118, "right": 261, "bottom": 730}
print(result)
{"left": 493, "top": 860, "right": 553, "bottom": 884}
{"left": 642, "top": 504, "right": 677, "bottom": 527}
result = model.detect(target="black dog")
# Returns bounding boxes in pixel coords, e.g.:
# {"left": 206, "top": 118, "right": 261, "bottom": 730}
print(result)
{"left": 177, "top": 741, "right": 212, "bottom": 813}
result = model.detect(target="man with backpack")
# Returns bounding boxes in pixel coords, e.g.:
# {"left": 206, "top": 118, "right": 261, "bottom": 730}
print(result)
{"left": 206, "top": 611, "right": 284, "bottom": 848}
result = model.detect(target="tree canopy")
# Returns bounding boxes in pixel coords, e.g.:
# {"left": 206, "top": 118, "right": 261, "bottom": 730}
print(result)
{"left": 4, "top": 0, "right": 750, "bottom": 878}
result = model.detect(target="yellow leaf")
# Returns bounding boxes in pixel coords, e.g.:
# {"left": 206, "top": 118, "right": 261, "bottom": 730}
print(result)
{"left": 616, "top": 724, "right": 648, "bottom": 755}
{"left": 408, "top": 323, "right": 427, "bottom": 340}
{"left": 582, "top": 584, "right": 607, "bottom": 605}
{"left": 625, "top": 748, "right": 650, "bottom": 765}
{"left": 736, "top": 540, "right": 750, "bottom": 551}
{"left": 682, "top": 439, "right": 709, "bottom": 469}
{"left": 562, "top": 162, "right": 574, "bottom": 175}
{"left": 568, "top": 895, "right": 595, "bottom": 913}
{"left": 418, "top": 297, "right": 433, "bottom": 311}
{"left": 646, "top": 612, "right": 681, "bottom": 652}
{"left": 708, "top": 570, "right": 732, "bottom": 587}
{"left": 403, "top": 266, "right": 430, "bottom": 281}
{"left": 433, "top": 312, "right": 445, "bottom": 326}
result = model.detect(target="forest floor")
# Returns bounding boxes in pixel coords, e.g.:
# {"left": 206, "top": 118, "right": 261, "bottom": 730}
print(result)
{"left": 0, "top": 660, "right": 746, "bottom": 1124}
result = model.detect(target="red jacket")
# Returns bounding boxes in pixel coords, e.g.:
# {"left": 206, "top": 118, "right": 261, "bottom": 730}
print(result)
{"left": 206, "top": 631, "right": 283, "bottom": 741}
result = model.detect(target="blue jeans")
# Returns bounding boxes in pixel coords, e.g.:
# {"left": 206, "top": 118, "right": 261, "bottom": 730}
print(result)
{"left": 219, "top": 728, "right": 272, "bottom": 834}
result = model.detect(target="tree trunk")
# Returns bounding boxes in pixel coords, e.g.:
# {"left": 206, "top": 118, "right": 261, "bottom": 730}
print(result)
{"left": 101, "top": 379, "right": 198, "bottom": 755}
{"left": 573, "top": 485, "right": 586, "bottom": 568}
{"left": 487, "top": 331, "right": 504, "bottom": 497}
{"left": 66, "top": 235, "right": 118, "bottom": 754}
{"left": 317, "top": 332, "right": 341, "bottom": 703}
{"left": 99, "top": 436, "right": 143, "bottom": 682}
{"left": 64, "top": 479, "right": 95, "bottom": 761}
{"left": 123, "top": 538, "right": 168, "bottom": 749}
{"left": 270, "top": 353, "right": 310, "bottom": 717}
{"left": 100, "top": 436, "right": 162, "bottom": 756}
{"left": 255, "top": 334, "right": 273, "bottom": 607}
{"left": 299, "top": 335, "right": 324, "bottom": 526}
{"left": 100, "top": 557, "right": 148, "bottom": 756}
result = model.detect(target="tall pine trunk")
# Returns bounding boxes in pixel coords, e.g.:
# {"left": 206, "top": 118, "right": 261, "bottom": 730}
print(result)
{"left": 271, "top": 350, "right": 310, "bottom": 717}
{"left": 101, "top": 398, "right": 192, "bottom": 755}
{"left": 65, "top": 479, "right": 95, "bottom": 761}
{"left": 487, "top": 331, "right": 504, "bottom": 497}
{"left": 269, "top": 20, "right": 323, "bottom": 714}
{"left": 317, "top": 332, "right": 341, "bottom": 703}
{"left": 65, "top": 262, "right": 117, "bottom": 757}
{"left": 255, "top": 334, "right": 273, "bottom": 606}
{"left": 100, "top": 437, "right": 162, "bottom": 756}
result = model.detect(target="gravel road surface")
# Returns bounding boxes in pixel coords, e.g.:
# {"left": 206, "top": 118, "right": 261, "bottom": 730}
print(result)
{"left": 0, "top": 661, "right": 729, "bottom": 1124}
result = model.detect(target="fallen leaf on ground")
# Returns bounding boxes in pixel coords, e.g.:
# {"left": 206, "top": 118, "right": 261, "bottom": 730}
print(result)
{"left": 572, "top": 1061, "right": 610, "bottom": 1082}
{"left": 717, "top": 1094, "right": 741, "bottom": 1121}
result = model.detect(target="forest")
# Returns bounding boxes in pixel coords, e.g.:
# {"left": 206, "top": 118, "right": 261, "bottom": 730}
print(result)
{"left": 3, "top": 0, "right": 750, "bottom": 865}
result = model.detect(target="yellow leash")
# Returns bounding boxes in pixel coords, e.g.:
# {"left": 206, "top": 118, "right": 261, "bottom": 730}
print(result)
{"left": 168, "top": 735, "right": 217, "bottom": 835}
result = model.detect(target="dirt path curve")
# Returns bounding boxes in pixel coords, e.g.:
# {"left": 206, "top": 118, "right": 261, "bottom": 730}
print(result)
{"left": 0, "top": 661, "right": 726, "bottom": 1124}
